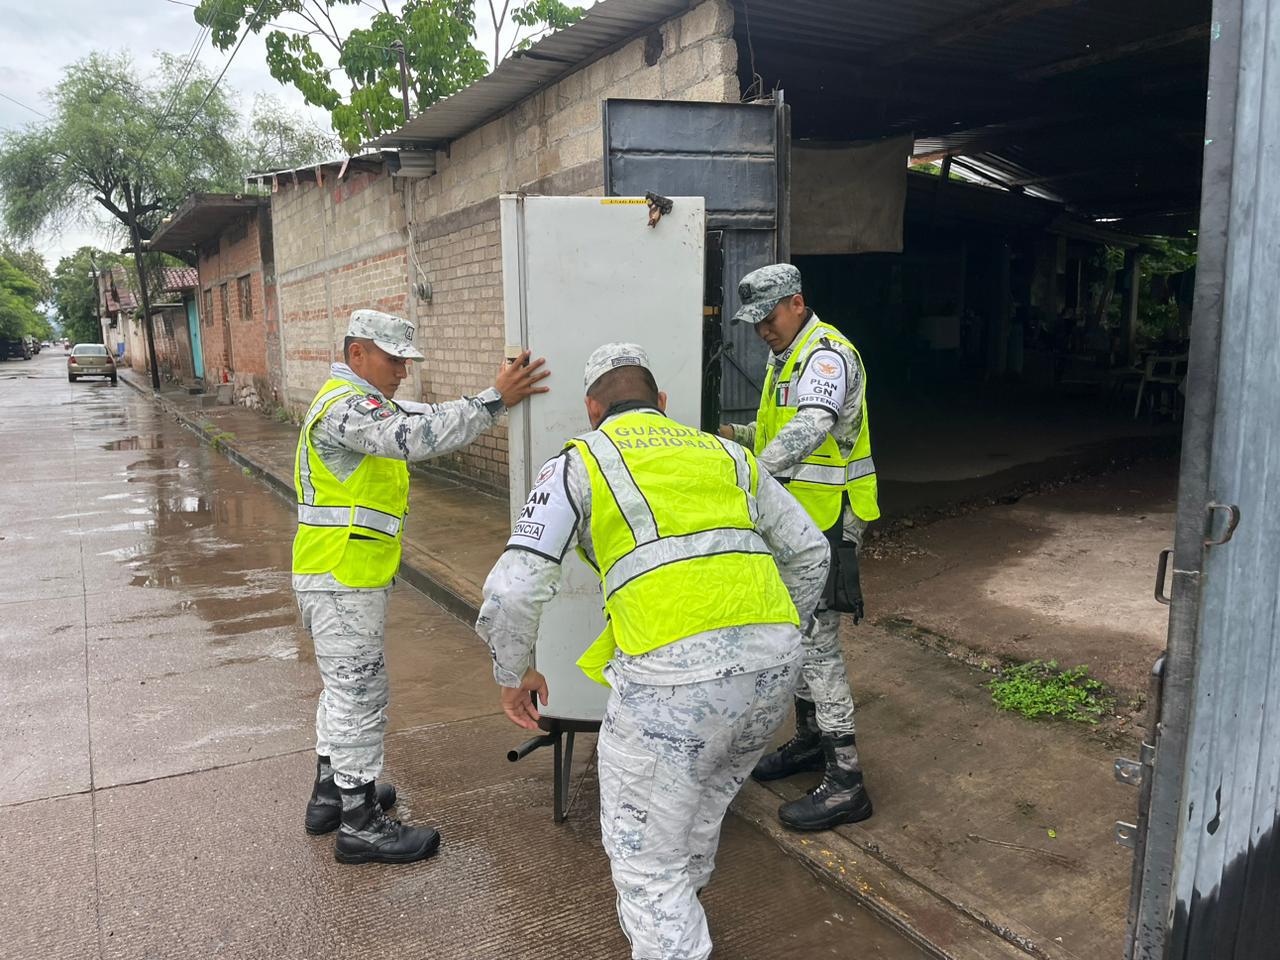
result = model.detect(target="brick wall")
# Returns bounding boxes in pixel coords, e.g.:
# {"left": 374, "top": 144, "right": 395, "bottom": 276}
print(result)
{"left": 127, "top": 303, "right": 192, "bottom": 385}
{"left": 196, "top": 207, "right": 277, "bottom": 409}
{"left": 271, "top": 169, "right": 409, "bottom": 410}
{"left": 404, "top": 0, "right": 738, "bottom": 489}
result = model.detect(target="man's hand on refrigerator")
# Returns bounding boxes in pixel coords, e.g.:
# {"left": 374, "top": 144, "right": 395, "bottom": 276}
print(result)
{"left": 500, "top": 667, "right": 549, "bottom": 730}
{"left": 495, "top": 350, "right": 550, "bottom": 408}
{"left": 717, "top": 424, "right": 735, "bottom": 440}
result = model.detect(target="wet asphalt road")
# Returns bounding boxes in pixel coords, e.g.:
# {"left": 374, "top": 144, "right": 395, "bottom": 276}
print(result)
{"left": 0, "top": 352, "right": 927, "bottom": 960}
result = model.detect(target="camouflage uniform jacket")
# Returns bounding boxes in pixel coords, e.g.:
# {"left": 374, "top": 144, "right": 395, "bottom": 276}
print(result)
{"left": 293, "top": 362, "right": 504, "bottom": 593}
{"left": 476, "top": 407, "right": 830, "bottom": 688}
{"left": 728, "top": 312, "right": 868, "bottom": 538}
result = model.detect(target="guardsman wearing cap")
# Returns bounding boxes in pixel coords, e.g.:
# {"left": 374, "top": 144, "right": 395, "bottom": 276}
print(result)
{"left": 476, "top": 343, "right": 829, "bottom": 960}
{"left": 293, "top": 309, "right": 548, "bottom": 864}
{"left": 719, "top": 264, "right": 879, "bottom": 831}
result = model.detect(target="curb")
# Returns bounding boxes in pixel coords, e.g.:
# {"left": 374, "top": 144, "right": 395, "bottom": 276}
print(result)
{"left": 123, "top": 372, "right": 1053, "bottom": 960}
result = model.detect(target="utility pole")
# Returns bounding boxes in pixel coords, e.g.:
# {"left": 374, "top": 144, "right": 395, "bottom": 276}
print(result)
{"left": 123, "top": 179, "right": 161, "bottom": 391}
{"left": 392, "top": 41, "right": 411, "bottom": 122}
{"left": 88, "top": 257, "right": 103, "bottom": 340}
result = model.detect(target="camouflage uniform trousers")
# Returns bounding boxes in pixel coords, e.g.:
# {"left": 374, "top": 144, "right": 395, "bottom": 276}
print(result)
{"left": 796, "top": 516, "right": 867, "bottom": 738}
{"left": 297, "top": 586, "right": 393, "bottom": 790}
{"left": 598, "top": 659, "right": 800, "bottom": 960}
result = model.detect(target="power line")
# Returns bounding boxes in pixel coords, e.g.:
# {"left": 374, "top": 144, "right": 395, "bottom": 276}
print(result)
{"left": 181, "top": 0, "right": 272, "bottom": 133}
{"left": 0, "top": 90, "right": 50, "bottom": 120}
{"left": 138, "top": 0, "right": 225, "bottom": 160}
{"left": 163, "top": 0, "right": 313, "bottom": 36}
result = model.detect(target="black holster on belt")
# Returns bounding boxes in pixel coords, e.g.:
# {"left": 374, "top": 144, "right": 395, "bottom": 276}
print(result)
{"left": 821, "top": 510, "right": 864, "bottom": 623}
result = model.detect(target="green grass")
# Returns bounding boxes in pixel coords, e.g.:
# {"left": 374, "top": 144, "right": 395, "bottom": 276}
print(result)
{"left": 208, "top": 430, "right": 236, "bottom": 452}
{"left": 988, "top": 659, "right": 1112, "bottom": 724}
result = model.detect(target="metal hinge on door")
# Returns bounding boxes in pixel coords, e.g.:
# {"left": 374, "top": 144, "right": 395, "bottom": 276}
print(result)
{"left": 1114, "top": 656, "right": 1165, "bottom": 849}
{"left": 1115, "top": 742, "right": 1157, "bottom": 849}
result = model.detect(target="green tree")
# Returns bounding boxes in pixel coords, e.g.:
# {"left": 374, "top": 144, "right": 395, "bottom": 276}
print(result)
{"left": 0, "top": 255, "right": 46, "bottom": 341}
{"left": 0, "top": 243, "right": 52, "bottom": 304}
{"left": 52, "top": 247, "right": 120, "bottom": 345}
{"left": 242, "top": 93, "right": 341, "bottom": 172}
{"left": 0, "top": 52, "right": 244, "bottom": 258}
{"left": 503, "top": 0, "right": 585, "bottom": 59}
{"left": 0, "top": 52, "right": 248, "bottom": 385}
{"left": 1136, "top": 237, "right": 1197, "bottom": 343}
{"left": 194, "top": 0, "right": 581, "bottom": 152}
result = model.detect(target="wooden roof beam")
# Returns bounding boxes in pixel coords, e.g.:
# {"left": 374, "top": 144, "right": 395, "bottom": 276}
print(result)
{"left": 868, "top": 0, "right": 1082, "bottom": 67}
{"left": 1017, "top": 22, "right": 1210, "bottom": 82}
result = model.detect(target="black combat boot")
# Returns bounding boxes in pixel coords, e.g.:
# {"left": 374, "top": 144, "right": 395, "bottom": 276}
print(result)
{"left": 334, "top": 781, "right": 441, "bottom": 865}
{"left": 304, "top": 755, "right": 397, "bottom": 835}
{"left": 777, "top": 734, "right": 874, "bottom": 831}
{"left": 751, "top": 697, "right": 824, "bottom": 781}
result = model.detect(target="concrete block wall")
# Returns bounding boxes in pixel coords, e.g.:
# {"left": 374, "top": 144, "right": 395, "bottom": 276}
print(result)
{"left": 271, "top": 170, "right": 410, "bottom": 410}
{"left": 408, "top": 200, "right": 506, "bottom": 489}
{"left": 405, "top": 0, "right": 739, "bottom": 489}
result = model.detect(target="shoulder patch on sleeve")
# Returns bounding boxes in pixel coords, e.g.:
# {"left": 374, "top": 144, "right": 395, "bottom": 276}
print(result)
{"left": 795, "top": 348, "right": 848, "bottom": 415}
{"left": 506, "top": 454, "right": 578, "bottom": 562}
{"left": 350, "top": 395, "right": 394, "bottom": 420}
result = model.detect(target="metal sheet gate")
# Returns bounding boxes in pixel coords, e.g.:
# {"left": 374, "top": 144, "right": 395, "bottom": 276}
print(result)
{"left": 1126, "top": 0, "right": 1280, "bottom": 956}
{"left": 602, "top": 97, "right": 790, "bottom": 425}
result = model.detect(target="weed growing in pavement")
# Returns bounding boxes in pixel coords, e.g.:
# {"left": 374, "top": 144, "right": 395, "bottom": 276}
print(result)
{"left": 988, "top": 659, "right": 1113, "bottom": 724}
{"left": 208, "top": 431, "right": 236, "bottom": 452}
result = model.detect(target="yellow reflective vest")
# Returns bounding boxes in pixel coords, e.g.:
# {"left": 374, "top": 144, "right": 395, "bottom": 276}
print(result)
{"left": 292, "top": 378, "right": 409, "bottom": 589}
{"left": 569, "top": 411, "right": 799, "bottom": 685}
{"left": 756, "top": 320, "right": 879, "bottom": 530}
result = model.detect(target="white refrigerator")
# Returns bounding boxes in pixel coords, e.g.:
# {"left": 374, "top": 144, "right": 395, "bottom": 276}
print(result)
{"left": 500, "top": 193, "right": 707, "bottom": 729}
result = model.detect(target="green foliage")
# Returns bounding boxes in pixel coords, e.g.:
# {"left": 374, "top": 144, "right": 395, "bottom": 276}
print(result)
{"left": 0, "top": 243, "right": 52, "bottom": 303}
{"left": 242, "top": 94, "right": 340, "bottom": 173}
{"left": 209, "top": 430, "right": 237, "bottom": 452}
{"left": 195, "top": 0, "right": 585, "bottom": 151}
{"left": 988, "top": 659, "right": 1112, "bottom": 724}
{"left": 908, "top": 161, "right": 965, "bottom": 182}
{"left": 195, "top": 0, "right": 489, "bottom": 152}
{"left": 0, "top": 52, "right": 244, "bottom": 249}
{"left": 0, "top": 255, "right": 46, "bottom": 339}
{"left": 52, "top": 247, "right": 121, "bottom": 345}
{"left": 336, "top": 2, "right": 488, "bottom": 150}
{"left": 510, "top": 0, "right": 585, "bottom": 52}
{"left": 1136, "top": 236, "right": 1197, "bottom": 343}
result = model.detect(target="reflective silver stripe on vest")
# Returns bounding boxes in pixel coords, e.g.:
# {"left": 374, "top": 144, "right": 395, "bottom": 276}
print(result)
{"left": 577, "top": 432, "right": 659, "bottom": 544}
{"left": 352, "top": 506, "right": 402, "bottom": 537}
{"left": 296, "top": 503, "right": 402, "bottom": 537}
{"left": 603, "top": 527, "right": 770, "bottom": 599}
{"left": 715, "top": 436, "right": 759, "bottom": 525}
{"left": 776, "top": 456, "right": 877, "bottom": 486}
{"left": 298, "top": 384, "right": 356, "bottom": 506}
{"left": 298, "top": 504, "right": 348, "bottom": 526}
{"left": 715, "top": 436, "right": 752, "bottom": 492}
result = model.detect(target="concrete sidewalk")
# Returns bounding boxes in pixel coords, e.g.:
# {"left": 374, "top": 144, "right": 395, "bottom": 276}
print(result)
{"left": 122, "top": 369, "right": 1163, "bottom": 960}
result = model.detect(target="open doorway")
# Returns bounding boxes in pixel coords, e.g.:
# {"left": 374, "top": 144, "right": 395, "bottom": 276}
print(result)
{"left": 723, "top": 0, "right": 1209, "bottom": 954}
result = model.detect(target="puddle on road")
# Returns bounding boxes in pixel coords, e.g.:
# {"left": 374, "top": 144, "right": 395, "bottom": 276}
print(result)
{"left": 102, "top": 435, "right": 168, "bottom": 451}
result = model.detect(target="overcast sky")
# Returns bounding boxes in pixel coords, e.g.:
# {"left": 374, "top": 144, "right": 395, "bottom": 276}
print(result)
{"left": 0, "top": 0, "right": 521, "bottom": 269}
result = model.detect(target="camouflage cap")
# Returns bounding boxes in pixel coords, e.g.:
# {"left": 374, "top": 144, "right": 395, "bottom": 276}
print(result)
{"left": 732, "top": 263, "right": 802, "bottom": 325}
{"left": 345, "top": 309, "right": 425, "bottom": 360}
{"left": 583, "top": 342, "right": 652, "bottom": 393}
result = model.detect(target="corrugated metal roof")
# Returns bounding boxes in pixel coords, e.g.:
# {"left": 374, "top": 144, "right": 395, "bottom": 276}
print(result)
{"left": 368, "top": 0, "right": 1208, "bottom": 221}
{"left": 250, "top": 152, "right": 386, "bottom": 181}
{"left": 148, "top": 193, "right": 268, "bottom": 253}
{"left": 370, "top": 0, "right": 688, "bottom": 148}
